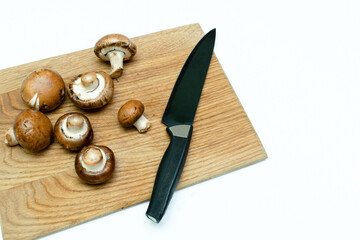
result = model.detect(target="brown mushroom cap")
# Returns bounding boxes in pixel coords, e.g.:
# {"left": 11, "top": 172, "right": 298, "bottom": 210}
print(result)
{"left": 21, "top": 68, "right": 65, "bottom": 112}
{"left": 67, "top": 71, "right": 114, "bottom": 109}
{"left": 75, "top": 145, "right": 115, "bottom": 184}
{"left": 94, "top": 34, "right": 137, "bottom": 61}
{"left": 13, "top": 109, "right": 53, "bottom": 152}
{"left": 54, "top": 112, "right": 93, "bottom": 151}
{"left": 118, "top": 100, "right": 145, "bottom": 127}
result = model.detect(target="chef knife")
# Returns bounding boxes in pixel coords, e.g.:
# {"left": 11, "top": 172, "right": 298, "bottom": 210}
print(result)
{"left": 146, "top": 29, "right": 216, "bottom": 223}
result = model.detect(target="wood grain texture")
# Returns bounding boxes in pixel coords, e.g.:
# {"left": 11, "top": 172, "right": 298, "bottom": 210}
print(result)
{"left": 0, "top": 23, "right": 267, "bottom": 240}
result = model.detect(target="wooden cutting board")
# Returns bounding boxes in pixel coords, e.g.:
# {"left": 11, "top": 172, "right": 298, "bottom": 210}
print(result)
{"left": 0, "top": 23, "right": 267, "bottom": 240}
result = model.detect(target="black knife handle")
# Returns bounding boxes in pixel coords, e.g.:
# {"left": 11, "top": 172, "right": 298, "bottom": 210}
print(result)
{"left": 146, "top": 124, "right": 193, "bottom": 223}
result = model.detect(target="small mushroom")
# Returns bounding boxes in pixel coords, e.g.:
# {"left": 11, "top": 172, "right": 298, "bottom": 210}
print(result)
{"left": 75, "top": 145, "right": 115, "bottom": 184}
{"left": 94, "top": 34, "right": 137, "bottom": 78}
{"left": 4, "top": 109, "right": 53, "bottom": 152}
{"left": 21, "top": 68, "right": 65, "bottom": 112}
{"left": 54, "top": 112, "right": 93, "bottom": 151}
{"left": 118, "top": 100, "right": 151, "bottom": 133}
{"left": 67, "top": 71, "right": 114, "bottom": 109}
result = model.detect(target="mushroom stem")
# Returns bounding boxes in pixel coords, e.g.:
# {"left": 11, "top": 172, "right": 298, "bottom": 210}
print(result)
{"left": 81, "top": 147, "right": 106, "bottom": 172}
{"left": 107, "top": 51, "right": 125, "bottom": 78}
{"left": 66, "top": 115, "right": 85, "bottom": 133}
{"left": 81, "top": 72, "right": 99, "bottom": 92}
{"left": 133, "top": 115, "right": 151, "bottom": 133}
{"left": 83, "top": 148, "right": 103, "bottom": 165}
{"left": 4, "top": 127, "right": 18, "bottom": 146}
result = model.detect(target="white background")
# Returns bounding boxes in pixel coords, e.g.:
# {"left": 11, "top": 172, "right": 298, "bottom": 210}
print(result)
{"left": 1, "top": 0, "right": 360, "bottom": 239}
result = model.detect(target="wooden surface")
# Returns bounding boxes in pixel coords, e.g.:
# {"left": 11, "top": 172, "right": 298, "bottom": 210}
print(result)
{"left": 0, "top": 23, "right": 267, "bottom": 240}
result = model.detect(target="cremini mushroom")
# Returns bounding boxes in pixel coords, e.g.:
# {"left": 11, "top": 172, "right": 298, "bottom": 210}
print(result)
{"left": 67, "top": 71, "right": 114, "bottom": 109}
{"left": 4, "top": 109, "right": 53, "bottom": 152}
{"left": 54, "top": 112, "right": 93, "bottom": 151}
{"left": 94, "top": 34, "right": 137, "bottom": 78}
{"left": 75, "top": 145, "right": 115, "bottom": 184}
{"left": 118, "top": 100, "right": 151, "bottom": 133}
{"left": 21, "top": 68, "right": 65, "bottom": 112}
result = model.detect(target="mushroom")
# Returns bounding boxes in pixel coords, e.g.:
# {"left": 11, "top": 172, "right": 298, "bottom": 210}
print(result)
{"left": 21, "top": 68, "right": 65, "bottom": 112}
{"left": 54, "top": 112, "right": 93, "bottom": 151}
{"left": 118, "top": 100, "right": 151, "bottom": 133}
{"left": 75, "top": 145, "right": 115, "bottom": 184}
{"left": 4, "top": 109, "right": 53, "bottom": 152}
{"left": 94, "top": 34, "right": 137, "bottom": 78}
{"left": 67, "top": 71, "right": 114, "bottom": 109}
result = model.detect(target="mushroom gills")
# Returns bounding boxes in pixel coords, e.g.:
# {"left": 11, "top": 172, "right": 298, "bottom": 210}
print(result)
{"left": 101, "top": 46, "right": 131, "bottom": 60}
{"left": 72, "top": 73, "right": 105, "bottom": 100}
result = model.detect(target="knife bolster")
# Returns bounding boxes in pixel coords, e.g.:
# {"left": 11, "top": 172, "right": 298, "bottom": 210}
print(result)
{"left": 168, "top": 124, "right": 192, "bottom": 138}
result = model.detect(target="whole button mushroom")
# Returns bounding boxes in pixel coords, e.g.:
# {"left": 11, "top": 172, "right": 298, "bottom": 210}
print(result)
{"left": 67, "top": 71, "right": 114, "bottom": 109}
{"left": 94, "top": 34, "right": 137, "bottom": 78}
{"left": 4, "top": 109, "right": 53, "bottom": 152}
{"left": 118, "top": 100, "right": 151, "bottom": 133}
{"left": 75, "top": 145, "right": 115, "bottom": 184}
{"left": 54, "top": 112, "right": 93, "bottom": 151}
{"left": 21, "top": 68, "right": 65, "bottom": 112}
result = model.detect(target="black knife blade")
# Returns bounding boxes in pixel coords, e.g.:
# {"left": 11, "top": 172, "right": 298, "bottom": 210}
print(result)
{"left": 146, "top": 29, "right": 216, "bottom": 223}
